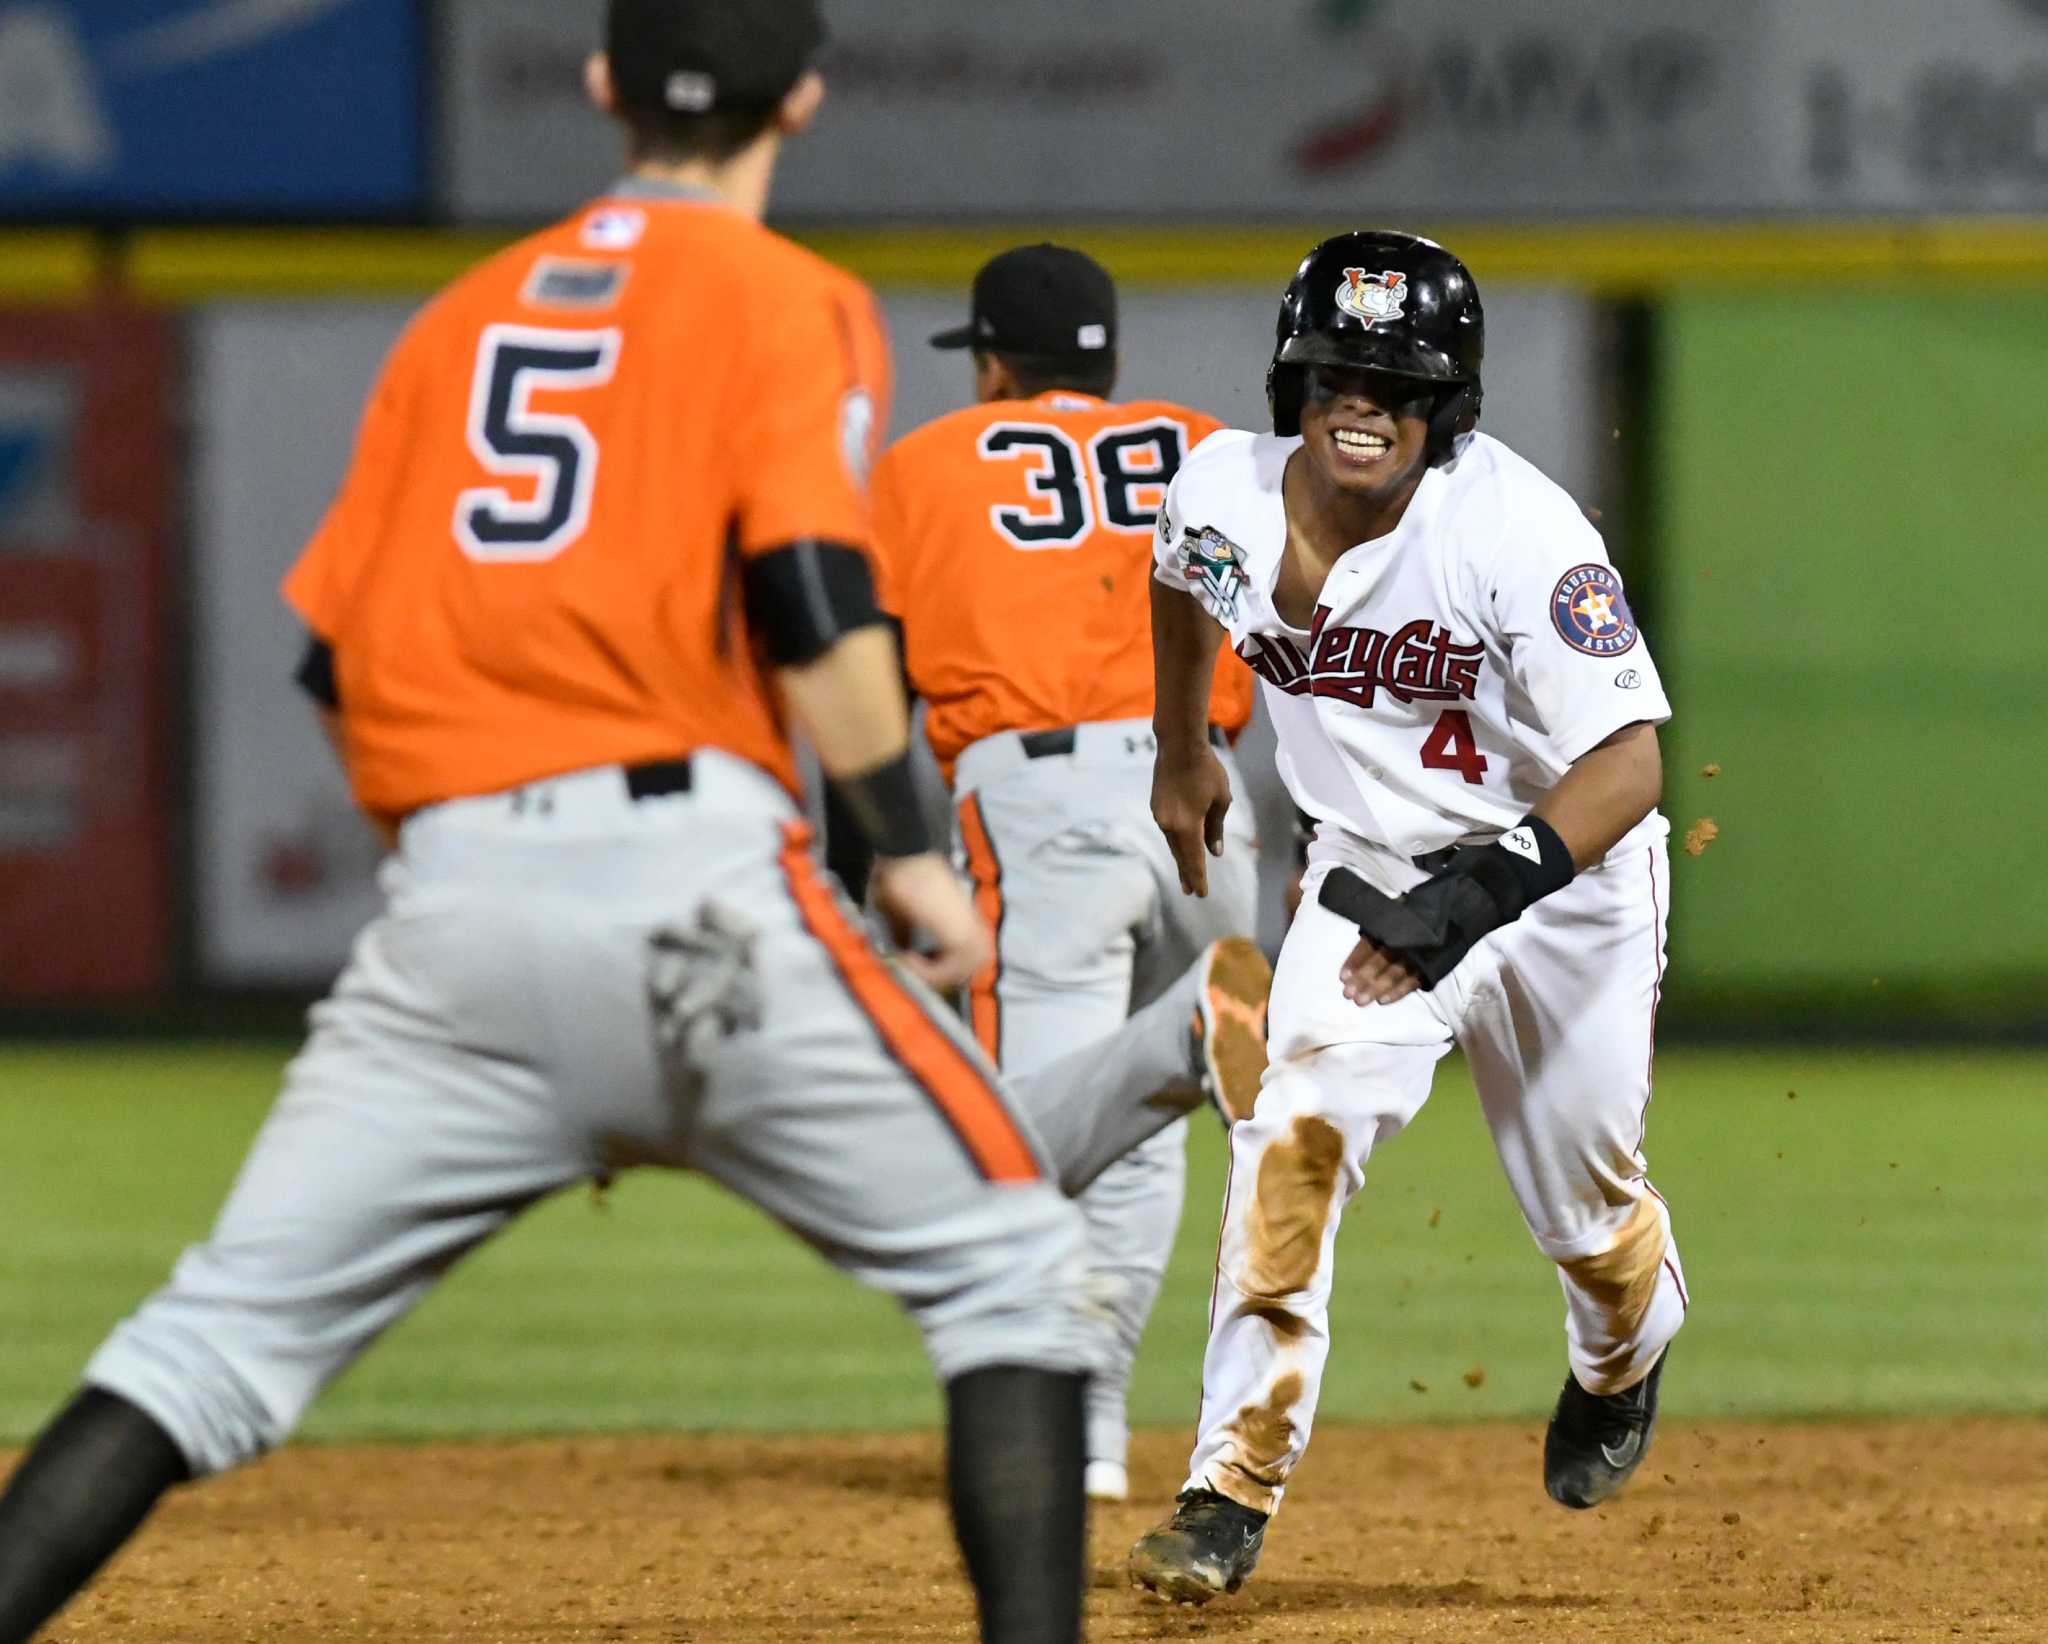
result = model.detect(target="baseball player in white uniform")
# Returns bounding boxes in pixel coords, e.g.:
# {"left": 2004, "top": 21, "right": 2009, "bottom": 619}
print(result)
{"left": 1127, "top": 231, "right": 1690, "bottom": 1605}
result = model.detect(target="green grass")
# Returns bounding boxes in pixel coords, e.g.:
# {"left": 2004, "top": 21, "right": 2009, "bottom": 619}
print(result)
{"left": 1657, "top": 292, "right": 2048, "bottom": 1028}
{"left": 2, "top": 1044, "right": 2042, "bottom": 1444}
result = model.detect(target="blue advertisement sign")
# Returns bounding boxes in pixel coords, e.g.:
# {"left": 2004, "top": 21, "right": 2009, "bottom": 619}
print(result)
{"left": 0, "top": 0, "right": 422, "bottom": 216}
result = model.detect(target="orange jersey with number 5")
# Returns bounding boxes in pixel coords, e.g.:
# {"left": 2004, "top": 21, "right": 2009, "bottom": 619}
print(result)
{"left": 283, "top": 185, "right": 890, "bottom": 819}
{"left": 868, "top": 393, "right": 1253, "bottom": 776}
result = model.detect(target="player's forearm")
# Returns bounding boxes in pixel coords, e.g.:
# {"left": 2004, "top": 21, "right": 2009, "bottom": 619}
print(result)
{"left": 777, "top": 626, "right": 939, "bottom": 861}
{"left": 1531, "top": 721, "right": 1663, "bottom": 870}
{"left": 775, "top": 625, "right": 912, "bottom": 778}
{"left": 1151, "top": 580, "right": 1225, "bottom": 759}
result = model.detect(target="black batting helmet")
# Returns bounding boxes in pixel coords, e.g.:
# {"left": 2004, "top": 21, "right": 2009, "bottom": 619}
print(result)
{"left": 1267, "top": 230, "right": 1484, "bottom": 465}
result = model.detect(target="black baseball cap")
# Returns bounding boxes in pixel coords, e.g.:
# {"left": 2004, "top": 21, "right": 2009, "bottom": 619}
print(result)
{"left": 607, "top": 0, "right": 827, "bottom": 117}
{"left": 930, "top": 244, "right": 1118, "bottom": 357}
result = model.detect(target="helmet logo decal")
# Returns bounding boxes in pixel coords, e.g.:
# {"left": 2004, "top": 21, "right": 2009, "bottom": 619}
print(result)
{"left": 1334, "top": 267, "right": 1408, "bottom": 326}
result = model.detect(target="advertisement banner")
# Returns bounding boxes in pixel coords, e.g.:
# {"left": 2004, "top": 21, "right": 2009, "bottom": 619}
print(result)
{"left": 1767, "top": 0, "right": 2048, "bottom": 211}
{"left": 439, "top": 0, "right": 1771, "bottom": 222}
{"left": 190, "top": 285, "right": 1598, "bottom": 980}
{"left": 439, "top": 0, "right": 2048, "bottom": 223}
{"left": 191, "top": 302, "right": 408, "bottom": 988}
{"left": 0, "top": 0, "right": 422, "bottom": 216}
{"left": 0, "top": 306, "right": 170, "bottom": 1001}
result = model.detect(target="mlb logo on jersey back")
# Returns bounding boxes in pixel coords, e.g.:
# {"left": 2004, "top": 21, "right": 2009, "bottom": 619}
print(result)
{"left": 1550, "top": 564, "right": 1640, "bottom": 657}
{"left": 1335, "top": 268, "right": 1408, "bottom": 326}
{"left": 1177, "top": 524, "right": 1250, "bottom": 620}
{"left": 581, "top": 208, "right": 647, "bottom": 252}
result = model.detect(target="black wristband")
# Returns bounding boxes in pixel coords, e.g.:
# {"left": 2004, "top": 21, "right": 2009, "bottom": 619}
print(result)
{"left": 828, "top": 750, "right": 934, "bottom": 860}
{"left": 1481, "top": 815, "right": 1576, "bottom": 919}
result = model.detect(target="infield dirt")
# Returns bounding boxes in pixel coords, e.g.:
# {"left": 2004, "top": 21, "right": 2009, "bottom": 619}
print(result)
{"left": 26, "top": 1419, "right": 2044, "bottom": 1642}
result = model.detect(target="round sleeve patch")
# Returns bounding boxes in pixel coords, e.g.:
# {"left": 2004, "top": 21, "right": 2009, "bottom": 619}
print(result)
{"left": 1550, "top": 563, "right": 1640, "bottom": 656}
{"left": 839, "top": 387, "right": 877, "bottom": 486}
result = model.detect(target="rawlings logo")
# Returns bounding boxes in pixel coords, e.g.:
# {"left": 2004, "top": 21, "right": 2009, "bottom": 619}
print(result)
{"left": 1240, "top": 607, "right": 1483, "bottom": 708}
{"left": 1335, "top": 267, "right": 1408, "bottom": 326}
{"left": 1176, "top": 524, "right": 1249, "bottom": 620}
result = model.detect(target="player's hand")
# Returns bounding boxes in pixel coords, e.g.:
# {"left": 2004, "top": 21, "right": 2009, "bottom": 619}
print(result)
{"left": 1152, "top": 748, "right": 1233, "bottom": 898}
{"left": 1338, "top": 937, "right": 1425, "bottom": 1007}
{"left": 870, "top": 851, "right": 993, "bottom": 993}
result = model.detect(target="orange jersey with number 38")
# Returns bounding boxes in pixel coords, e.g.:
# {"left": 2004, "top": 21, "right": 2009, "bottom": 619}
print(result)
{"left": 869, "top": 393, "right": 1254, "bottom": 776}
{"left": 284, "top": 186, "right": 890, "bottom": 819}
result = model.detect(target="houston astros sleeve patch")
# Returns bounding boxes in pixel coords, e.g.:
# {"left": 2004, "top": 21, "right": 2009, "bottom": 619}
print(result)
{"left": 1550, "top": 564, "right": 1640, "bottom": 657}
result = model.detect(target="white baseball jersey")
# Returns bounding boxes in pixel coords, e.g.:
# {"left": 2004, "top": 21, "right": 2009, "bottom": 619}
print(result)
{"left": 1153, "top": 429, "right": 1671, "bottom": 858}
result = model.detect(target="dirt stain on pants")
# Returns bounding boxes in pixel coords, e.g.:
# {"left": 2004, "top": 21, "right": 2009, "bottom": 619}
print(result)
{"left": 1222, "top": 1370, "right": 1305, "bottom": 1499}
{"left": 1559, "top": 1194, "right": 1669, "bottom": 1340}
{"left": 1238, "top": 1115, "right": 1345, "bottom": 1299}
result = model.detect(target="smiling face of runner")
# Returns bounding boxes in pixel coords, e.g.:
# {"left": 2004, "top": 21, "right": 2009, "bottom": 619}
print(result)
{"left": 1295, "top": 364, "right": 1434, "bottom": 512}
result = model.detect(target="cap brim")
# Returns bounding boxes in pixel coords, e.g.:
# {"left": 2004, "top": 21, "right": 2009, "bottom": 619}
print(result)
{"left": 1277, "top": 330, "right": 1466, "bottom": 382}
{"left": 928, "top": 324, "right": 979, "bottom": 350}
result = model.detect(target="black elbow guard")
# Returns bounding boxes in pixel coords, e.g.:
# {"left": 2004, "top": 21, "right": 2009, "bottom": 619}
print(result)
{"left": 740, "top": 540, "right": 885, "bottom": 666}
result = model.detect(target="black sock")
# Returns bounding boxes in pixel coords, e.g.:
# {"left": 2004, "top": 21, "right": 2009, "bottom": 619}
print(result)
{"left": 944, "top": 1365, "right": 1087, "bottom": 1644}
{"left": 0, "top": 1388, "right": 191, "bottom": 1644}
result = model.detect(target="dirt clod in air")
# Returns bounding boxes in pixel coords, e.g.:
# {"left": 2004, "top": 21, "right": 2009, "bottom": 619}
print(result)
{"left": 1682, "top": 818, "right": 1720, "bottom": 856}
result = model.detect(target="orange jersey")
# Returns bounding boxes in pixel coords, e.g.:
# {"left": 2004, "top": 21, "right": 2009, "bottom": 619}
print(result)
{"left": 869, "top": 393, "right": 1253, "bottom": 775}
{"left": 284, "top": 182, "right": 890, "bottom": 819}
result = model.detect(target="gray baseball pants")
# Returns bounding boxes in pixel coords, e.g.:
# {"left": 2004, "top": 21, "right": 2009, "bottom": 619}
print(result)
{"left": 84, "top": 753, "right": 1206, "bottom": 1476}
{"left": 953, "top": 721, "right": 1260, "bottom": 1474}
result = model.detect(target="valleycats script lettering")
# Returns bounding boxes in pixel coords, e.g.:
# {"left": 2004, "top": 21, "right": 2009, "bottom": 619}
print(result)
{"left": 1239, "top": 608, "right": 1484, "bottom": 709}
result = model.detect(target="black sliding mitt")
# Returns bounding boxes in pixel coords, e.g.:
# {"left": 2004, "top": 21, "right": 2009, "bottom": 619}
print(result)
{"left": 1317, "top": 819, "right": 1575, "bottom": 990}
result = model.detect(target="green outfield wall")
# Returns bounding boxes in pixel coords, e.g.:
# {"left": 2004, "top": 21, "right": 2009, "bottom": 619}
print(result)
{"left": 1655, "top": 291, "right": 2048, "bottom": 1031}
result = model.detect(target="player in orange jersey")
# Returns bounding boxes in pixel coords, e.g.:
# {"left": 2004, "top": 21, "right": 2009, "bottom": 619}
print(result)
{"left": 864, "top": 246, "right": 1269, "bottom": 1503}
{"left": 0, "top": 10, "right": 1218, "bottom": 1643}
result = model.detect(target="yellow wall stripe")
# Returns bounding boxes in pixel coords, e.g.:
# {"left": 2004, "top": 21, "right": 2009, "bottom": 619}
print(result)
{"left": 127, "top": 230, "right": 518, "bottom": 302}
{"left": 801, "top": 220, "right": 2048, "bottom": 293}
{"left": 0, "top": 233, "right": 100, "bottom": 304}
{"left": 9, "top": 220, "right": 2048, "bottom": 305}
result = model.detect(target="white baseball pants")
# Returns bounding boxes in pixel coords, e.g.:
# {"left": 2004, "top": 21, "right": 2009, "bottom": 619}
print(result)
{"left": 1187, "top": 814, "right": 1688, "bottom": 1514}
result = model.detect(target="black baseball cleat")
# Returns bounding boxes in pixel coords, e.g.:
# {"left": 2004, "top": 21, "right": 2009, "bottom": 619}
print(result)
{"left": 1544, "top": 1348, "right": 1668, "bottom": 1509}
{"left": 1128, "top": 1488, "right": 1268, "bottom": 1605}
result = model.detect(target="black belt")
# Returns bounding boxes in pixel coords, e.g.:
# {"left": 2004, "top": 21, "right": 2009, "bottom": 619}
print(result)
{"left": 623, "top": 757, "right": 694, "bottom": 799}
{"left": 1019, "top": 725, "right": 1228, "bottom": 759}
